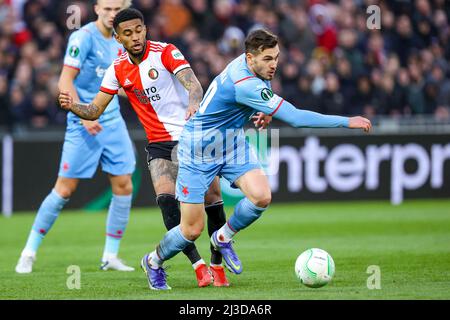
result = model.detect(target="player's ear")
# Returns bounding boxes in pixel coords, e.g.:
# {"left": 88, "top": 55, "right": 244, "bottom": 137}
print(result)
{"left": 246, "top": 52, "right": 254, "bottom": 64}
{"left": 114, "top": 31, "right": 122, "bottom": 44}
{"left": 94, "top": 4, "right": 100, "bottom": 16}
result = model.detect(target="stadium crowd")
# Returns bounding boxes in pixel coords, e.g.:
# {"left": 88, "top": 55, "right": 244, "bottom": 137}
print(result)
{"left": 0, "top": 0, "right": 449, "bottom": 131}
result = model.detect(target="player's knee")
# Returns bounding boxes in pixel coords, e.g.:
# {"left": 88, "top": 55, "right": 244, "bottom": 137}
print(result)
{"left": 112, "top": 177, "right": 133, "bottom": 195}
{"left": 54, "top": 185, "right": 74, "bottom": 199}
{"left": 121, "top": 182, "right": 133, "bottom": 195}
{"left": 183, "top": 224, "right": 204, "bottom": 241}
{"left": 254, "top": 191, "right": 272, "bottom": 208}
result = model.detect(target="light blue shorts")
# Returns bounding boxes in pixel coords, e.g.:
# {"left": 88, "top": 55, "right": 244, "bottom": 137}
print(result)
{"left": 175, "top": 136, "right": 261, "bottom": 203}
{"left": 58, "top": 119, "right": 136, "bottom": 178}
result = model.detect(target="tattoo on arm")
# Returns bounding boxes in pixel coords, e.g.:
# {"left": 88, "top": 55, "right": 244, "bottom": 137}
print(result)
{"left": 70, "top": 102, "right": 102, "bottom": 120}
{"left": 176, "top": 68, "right": 203, "bottom": 108}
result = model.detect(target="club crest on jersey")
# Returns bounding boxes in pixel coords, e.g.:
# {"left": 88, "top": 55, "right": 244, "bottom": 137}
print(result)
{"left": 261, "top": 88, "right": 274, "bottom": 101}
{"left": 148, "top": 68, "right": 159, "bottom": 80}
{"left": 69, "top": 46, "right": 80, "bottom": 58}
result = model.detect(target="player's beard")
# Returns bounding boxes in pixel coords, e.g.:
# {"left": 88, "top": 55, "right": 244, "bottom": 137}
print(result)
{"left": 253, "top": 64, "right": 275, "bottom": 81}
{"left": 256, "top": 70, "right": 274, "bottom": 81}
{"left": 128, "top": 41, "right": 146, "bottom": 59}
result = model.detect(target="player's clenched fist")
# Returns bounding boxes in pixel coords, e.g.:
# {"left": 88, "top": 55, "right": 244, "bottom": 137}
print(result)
{"left": 58, "top": 91, "right": 73, "bottom": 110}
{"left": 348, "top": 116, "right": 372, "bottom": 132}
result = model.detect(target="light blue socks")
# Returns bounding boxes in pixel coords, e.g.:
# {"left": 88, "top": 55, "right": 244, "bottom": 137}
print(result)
{"left": 103, "top": 194, "right": 132, "bottom": 259}
{"left": 217, "top": 197, "right": 267, "bottom": 242}
{"left": 23, "top": 189, "right": 69, "bottom": 255}
{"left": 152, "top": 225, "right": 193, "bottom": 266}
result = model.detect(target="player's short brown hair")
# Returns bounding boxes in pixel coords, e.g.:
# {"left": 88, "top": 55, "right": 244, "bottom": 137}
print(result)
{"left": 245, "top": 29, "right": 278, "bottom": 55}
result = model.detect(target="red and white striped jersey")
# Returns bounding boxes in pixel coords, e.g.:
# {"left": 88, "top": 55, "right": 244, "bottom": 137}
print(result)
{"left": 100, "top": 40, "right": 190, "bottom": 143}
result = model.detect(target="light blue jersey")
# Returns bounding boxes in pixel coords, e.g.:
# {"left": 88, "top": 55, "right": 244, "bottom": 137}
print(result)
{"left": 186, "top": 54, "right": 277, "bottom": 133}
{"left": 59, "top": 22, "right": 135, "bottom": 178}
{"left": 186, "top": 54, "right": 349, "bottom": 134}
{"left": 176, "top": 54, "right": 350, "bottom": 203}
{"left": 63, "top": 22, "right": 124, "bottom": 125}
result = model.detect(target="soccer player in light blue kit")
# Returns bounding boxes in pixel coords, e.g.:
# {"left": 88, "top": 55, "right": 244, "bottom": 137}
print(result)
{"left": 140, "top": 29, "right": 372, "bottom": 289}
{"left": 15, "top": 0, "right": 136, "bottom": 273}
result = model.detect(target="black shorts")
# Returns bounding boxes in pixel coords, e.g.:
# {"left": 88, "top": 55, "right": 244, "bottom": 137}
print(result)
{"left": 145, "top": 141, "right": 178, "bottom": 164}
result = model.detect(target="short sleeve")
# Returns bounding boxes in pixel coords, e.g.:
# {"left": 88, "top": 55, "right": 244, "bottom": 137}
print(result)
{"left": 99, "top": 63, "right": 119, "bottom": 95}
{"left": 63, "top": 29, "right": 93, "bottom": 70}
{"left": 235, "top": 77, "right": 284, "bottom": 116}
{"left": 161, "top": 44, "right": 191, "bottom": 74}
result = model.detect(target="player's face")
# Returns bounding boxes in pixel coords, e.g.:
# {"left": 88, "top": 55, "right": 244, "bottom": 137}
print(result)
{"left": 247, "top": 45, "right": 280, "bottom": 81}
{"left": 95, "top": 0, "right": 124, "bottom": 29}
{"left": 115, "top": 19, "right": 147, "bottom": 57}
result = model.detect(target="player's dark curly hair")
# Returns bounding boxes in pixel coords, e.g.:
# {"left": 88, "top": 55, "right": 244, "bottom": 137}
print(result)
{"left": 245, "top": 29, "right": 278, "bottom": 55}
{"left": 113, "top": 8, "right": 144, "bottom": 32}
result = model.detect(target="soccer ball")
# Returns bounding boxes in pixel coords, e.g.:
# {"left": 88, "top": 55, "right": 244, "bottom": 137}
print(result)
{"left": 295, "top": 248, "right": 335, "bottom": 288}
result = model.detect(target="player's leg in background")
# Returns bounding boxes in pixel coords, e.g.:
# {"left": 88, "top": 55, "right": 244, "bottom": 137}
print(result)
{"left": 204, "top": 177, "right": 226, "bottom": 265}
{"left": 148, "top": 157, "right": 212, "bottom": 286}
{"left": 99, "top": 119, "right": 136, "bottom": 271}
{"left": 100, "top": 173, "right": 134, "bottom": 271}
{"left": 15, "top": 177, "right": 78, "bottom": 273}
{"left": 204, "top": 177, "right": 230, "bottom": 286}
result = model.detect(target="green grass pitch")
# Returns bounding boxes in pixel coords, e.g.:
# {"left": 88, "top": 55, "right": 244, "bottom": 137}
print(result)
{"left": 1, "top": 200, "right": 449, "bottom": 300}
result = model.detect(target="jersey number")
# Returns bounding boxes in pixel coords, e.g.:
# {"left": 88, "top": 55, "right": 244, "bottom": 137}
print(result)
{"left": 199, "top": 80, "right": 218, "bottom": 114}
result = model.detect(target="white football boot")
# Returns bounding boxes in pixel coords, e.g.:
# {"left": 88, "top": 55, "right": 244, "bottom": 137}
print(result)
{"left": 15, "top": 252, "right": 36, "bottom": 274}
{"left": 100, "top": 256, "right": 135, "bottom": 271}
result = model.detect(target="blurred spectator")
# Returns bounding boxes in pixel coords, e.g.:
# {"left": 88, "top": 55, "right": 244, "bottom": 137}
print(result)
{"left": 321, "top": 72, "right": 345, "bottom": 115}
{"left": 293, "top": 75, "right": 320, "bottom": 112}
{"left": 1, "top": 0, "right": 450, "bottom": 132}
{"left": 157, "top": 0, "right": 192, "bottom": 39}
{"left": 218, "top": 26, "right": 245, "bottom": 56}
{"left": 351, "top": 75, "right": 374, "bottom": 116}
{"left": 306, "top": 58, "right": 325, "bottom": 96}
{"left": 28, "top": 89, "right": 55, "bottom": 128}
{"left": 309, "top": 4, "right": 338, "bottom": 54}
{"left": 202, "top": 0, "right": 236, "bottom": 41}
{"left": 392, "top": 15, "right": 417, "bottom": 67}
{"left": 375, "top": 74, "right": 405, "bottom": 116}
{"left": 280, "top": 61, "right": 300, "bottom": 101}
{"left": 0, "top": 72, "right": 11, "bottom": 126}
{"left": 336, "top": 29, "right": 364, "bottom": 78}
{"left": 9, "top": 85, "right": 28, "bottom": 124}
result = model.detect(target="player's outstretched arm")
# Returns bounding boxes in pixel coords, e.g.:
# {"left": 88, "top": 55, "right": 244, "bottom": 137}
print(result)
{"left": 235, "top": 77, "right": 371, "bottom": 132}
{"left": 273, "top": 99, "right": 372, "bottom": 132}
{"left": 175, "top": 68, "right": 204, "bottom": 120}
{"left": 58, "top": 91, "right": 113, "bottom": 121}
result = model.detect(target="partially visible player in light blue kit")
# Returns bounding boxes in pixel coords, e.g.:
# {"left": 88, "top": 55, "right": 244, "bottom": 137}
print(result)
{"left": 140, "top": 29, "right": 371, "bottom": 290}
{"left": 15, "top": 0, "right": 136, "bottom": 274}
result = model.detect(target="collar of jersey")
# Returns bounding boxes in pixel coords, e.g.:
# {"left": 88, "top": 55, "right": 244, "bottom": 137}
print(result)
{"left": 127, "top": 40, "right": 151, "bottom": 65}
